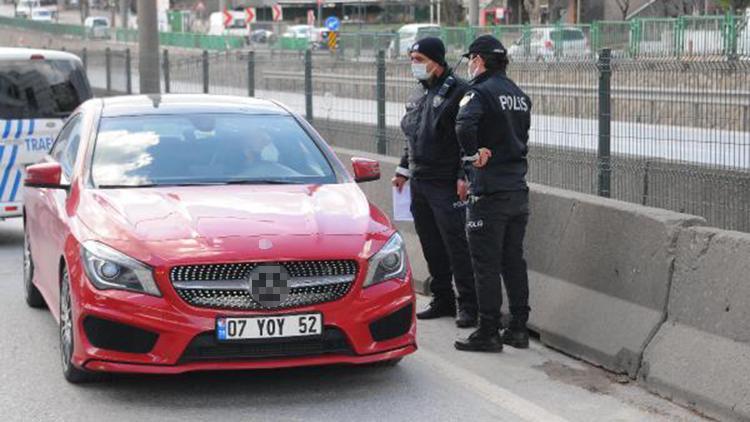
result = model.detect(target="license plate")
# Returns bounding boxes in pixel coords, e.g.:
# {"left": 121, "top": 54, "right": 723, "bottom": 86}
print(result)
{"left": 216, "top": 313, "right": 322, "bottom": 341}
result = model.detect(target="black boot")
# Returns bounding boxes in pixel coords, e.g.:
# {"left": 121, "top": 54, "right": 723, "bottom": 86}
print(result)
{"left": 454, "top": 322, "right": 503, "bottom": 352}
{"left": 416, "top": 298, "right": 456, "bottom": 320}
{"left": 455, "top": 309, "right": 478, "bottom": 328}
{"left": 501, "top": 327, "right": 530, "bottom": 349}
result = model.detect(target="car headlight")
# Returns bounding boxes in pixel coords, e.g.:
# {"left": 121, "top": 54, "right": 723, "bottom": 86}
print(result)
{"left": 81, "top": 241, "right": 161, "bottom": 297}
{"left": 363, "top": 233, "right": 408, "bottom": 288}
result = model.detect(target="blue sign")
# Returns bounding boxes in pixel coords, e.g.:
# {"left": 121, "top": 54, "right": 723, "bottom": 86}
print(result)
{"left": 325, "top": 16, "right": 340, "bottom": 31}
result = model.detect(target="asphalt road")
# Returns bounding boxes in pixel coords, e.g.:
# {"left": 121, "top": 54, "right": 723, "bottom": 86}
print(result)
{"left": 0, "top": 218, "right": 708, "bottom": 422}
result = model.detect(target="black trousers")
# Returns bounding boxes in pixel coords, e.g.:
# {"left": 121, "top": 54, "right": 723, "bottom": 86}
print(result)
{"left": 466, "top": 189, "right": 531, "bottom": 328}
{"left": 410, "top": 178, "right": 477, "bottom": 312}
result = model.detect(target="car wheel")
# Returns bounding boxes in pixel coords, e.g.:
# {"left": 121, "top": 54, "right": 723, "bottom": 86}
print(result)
{"left": 60, "top": 266, "right": 101, "bottom": 383}
{"left": 23, "top": 227, "right": 45, "bottom": 309}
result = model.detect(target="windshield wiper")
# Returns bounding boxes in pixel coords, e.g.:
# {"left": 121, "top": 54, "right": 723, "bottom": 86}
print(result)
{"left": 223, "top": 179, "right": 296, "bottom": 185}
{"left": 97, "top": 182, "right": 225, "bottom": 189}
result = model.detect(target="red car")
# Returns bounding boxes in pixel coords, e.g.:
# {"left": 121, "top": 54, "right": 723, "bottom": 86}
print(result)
{"left": 22, "top": 95, "right": 416, "bottom": 382}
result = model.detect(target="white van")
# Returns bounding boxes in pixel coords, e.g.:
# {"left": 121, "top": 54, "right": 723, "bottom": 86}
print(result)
{"left": 208, "top": 11, "right": 249, "bottom": 39}
{"left": 15, "top": 0, "right": 41, "bottom": 18}
{"left": 0, "top": 48, "right": 92, "bottom": 219}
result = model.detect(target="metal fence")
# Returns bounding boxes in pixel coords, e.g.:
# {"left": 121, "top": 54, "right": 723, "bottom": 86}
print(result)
{"left": 52, "top": 45, "right": 750, "bottom": 232}
{"left": 3, "top": 14, "right": 749, "bottom": 59}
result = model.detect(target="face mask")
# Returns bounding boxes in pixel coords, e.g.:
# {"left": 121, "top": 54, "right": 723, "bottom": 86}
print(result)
{"left": 467, "top": 59, "right": 478, "bottom": 80}
{"left": 411, "top": 63, "right": 430, "bottom": 81}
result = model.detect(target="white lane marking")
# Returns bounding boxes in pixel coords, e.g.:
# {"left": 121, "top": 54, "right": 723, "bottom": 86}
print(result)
{"left": 416, "top": 349, "right": 572, "bottom": 422}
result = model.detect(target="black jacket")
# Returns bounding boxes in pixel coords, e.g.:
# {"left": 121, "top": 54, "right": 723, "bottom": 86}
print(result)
{"left": 397, "top": 69, "right": 469, "bottom": 181}
{"left": 455, "top": 70, "right": 532, "bottom": 196}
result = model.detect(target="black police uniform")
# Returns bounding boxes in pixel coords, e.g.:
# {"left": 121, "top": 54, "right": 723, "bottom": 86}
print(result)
{"left": 454, "top": 35, "right": 533, "bottom": 351}
{"left": 398, "top": 68, "right": 478, "bottom": 319}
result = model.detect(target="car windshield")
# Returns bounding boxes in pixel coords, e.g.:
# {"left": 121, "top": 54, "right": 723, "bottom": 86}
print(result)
{"left": 34, "top": 10, "right": 51, "bottom": 16}
{"left": 92, "top": 18, "right": 107, "bottom": 26}
{"left": 91, "top": 113, "right": 337, "bottom": 188}
{"left": 0, "top": 59, "right": 92, "bottom": 119}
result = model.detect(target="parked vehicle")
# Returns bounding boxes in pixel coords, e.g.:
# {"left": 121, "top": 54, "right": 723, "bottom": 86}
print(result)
{"left": 208, "top": 11, "right": 249, "bottom": 39}
{"left": 15, "top": 0, "right": 41, "bottom": 18}
{"left": 387, "top": 24, "right": 441, "bottom": 59}
{"left": 0, "top": 48, "right": 92, "bottom": 220}
{"left": 22, "top": 94, "right": 416, "bottom": 382}
{"left": 508, "top": 27, "right": 591, "bottom": 61}
{"left": 84, "top": 16, "right": 111, "bottom": 39}
{"left": 29, "top": 8, "right": 54, "bottom": 22}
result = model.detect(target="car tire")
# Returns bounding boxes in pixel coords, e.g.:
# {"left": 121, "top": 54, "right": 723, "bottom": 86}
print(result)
{"left": 60, "top": 266, "right": 103, "bottom": 383}
{"left": 23, "top": 226, "right": 45, "bottom": 309}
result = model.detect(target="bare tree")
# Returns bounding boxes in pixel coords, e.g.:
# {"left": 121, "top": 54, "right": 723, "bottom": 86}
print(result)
{"left": 523, "top": 0, "right": 541, "bottom": 23}
{"left": 614, "top": 0, "right": 630, "bottom": 20}
{"left": 441, "top": 0, "right": 464, "bottom": 26}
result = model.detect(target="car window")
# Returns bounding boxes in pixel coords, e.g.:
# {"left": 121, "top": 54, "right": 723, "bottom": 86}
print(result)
{"left": 91, "top": 114, "right": 337, "bottom": 187}
{"left": 50, "top": 114, "right": 82, "bottom": 177}
{"left": 0, "top": 59, "right": 92, "bottom": 119}
{"left": 563, "top": 30, "right": 584, "bottom": 41}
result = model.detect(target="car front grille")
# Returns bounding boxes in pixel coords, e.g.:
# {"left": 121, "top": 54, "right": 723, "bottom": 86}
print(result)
{"left": 170, "top": 260, "right": 358, "bottom": 310}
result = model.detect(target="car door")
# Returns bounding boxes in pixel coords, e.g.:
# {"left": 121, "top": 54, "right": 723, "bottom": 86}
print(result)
{"left": 28, "top": 114, "right": 83, "bottom": 311}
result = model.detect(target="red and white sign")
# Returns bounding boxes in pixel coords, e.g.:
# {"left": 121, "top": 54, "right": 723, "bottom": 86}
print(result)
{"left": 307, "top": 9, "right": 315, "bottom": 26}
{"left": 223, "top": 8, "right": 232, "bottom": 27}
{"left": 317, "top": 0, "right": 323, "bottom": 5}
{"left": 495, "top": 7, "right": 505, "bottom": 19}
{"left": 246, "top": 7, "right": 256, "bottom": 24}
{"left": 272, "top": 4, "right": 283, "bottom": 22}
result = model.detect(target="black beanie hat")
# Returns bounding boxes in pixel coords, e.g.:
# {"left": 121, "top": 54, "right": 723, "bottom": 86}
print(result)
{"left": 410, "top": 37, "right": 447, "bottom": 67}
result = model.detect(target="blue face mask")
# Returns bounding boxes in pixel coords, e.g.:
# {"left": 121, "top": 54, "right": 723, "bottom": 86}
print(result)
{"left": 411, "top": 63, "right": 430, "bottom": 81}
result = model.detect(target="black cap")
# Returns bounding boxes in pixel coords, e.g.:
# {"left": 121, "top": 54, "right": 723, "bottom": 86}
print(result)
{"left": 410, "top": 37, "right": 447, "bottom": 67}
{"left": 462, "top": 34, "right": 507, "bottom": 58}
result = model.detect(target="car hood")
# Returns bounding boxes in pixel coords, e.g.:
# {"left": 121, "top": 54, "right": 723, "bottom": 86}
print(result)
{"left": 76, "top": 183, "right": 392, "bottom": 263}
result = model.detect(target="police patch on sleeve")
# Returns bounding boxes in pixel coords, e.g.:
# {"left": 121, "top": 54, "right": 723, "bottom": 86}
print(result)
{"left": 459, "top": 92, "right": 475, "bottom": 108}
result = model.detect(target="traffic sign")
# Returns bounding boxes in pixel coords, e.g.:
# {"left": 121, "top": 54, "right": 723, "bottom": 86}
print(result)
{"left": 272, "top": 4, "right": 283, "bottom": 22}
{"left": 246, "top": 7, "right": 256, "bottom": 24}
{"left": 327, "top": 30, "right": 337, "bottom": 50}
{"left": 223, "top": 8, "right": 232, "bottom": 27}
{"left": 325, "top": 16, "right": 340, "bottom": 31}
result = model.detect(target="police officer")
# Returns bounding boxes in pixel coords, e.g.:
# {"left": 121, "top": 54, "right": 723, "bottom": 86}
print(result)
{"left": 453, "top": 35, "right": 533, "bottom": 352}
{"left": 391, "top": 37, "right": 478, "bottom": 328}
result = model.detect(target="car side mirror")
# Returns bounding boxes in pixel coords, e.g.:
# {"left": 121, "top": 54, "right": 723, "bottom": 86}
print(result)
{"left": 351, "top": 157, "right": 380, "bottom": 183}
{"left": 25, "top": 162, "right": 66, "bottom": 190}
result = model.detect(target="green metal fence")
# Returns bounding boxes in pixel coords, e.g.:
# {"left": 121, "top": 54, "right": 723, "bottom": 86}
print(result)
{"left": 1, "top": 14, "right": 748, "bottom": 58}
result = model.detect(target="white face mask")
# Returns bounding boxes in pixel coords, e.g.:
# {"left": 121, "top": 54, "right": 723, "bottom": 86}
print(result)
{"left": 467, "top": 58, "right": 479, "bottom": 80}
{"left": 411, "top": 63, "right": 430, "bottom": 81}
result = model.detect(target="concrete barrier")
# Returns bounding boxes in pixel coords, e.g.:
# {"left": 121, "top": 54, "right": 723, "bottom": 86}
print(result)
{"left": 524, "top": 184, "right": 705, "bottom": 377}
{"left": 640, "top": 227, "right": 750, "bottom": 422}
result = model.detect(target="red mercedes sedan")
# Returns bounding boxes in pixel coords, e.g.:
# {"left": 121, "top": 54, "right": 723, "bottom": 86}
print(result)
{"left": 22, "top": 95, "right": 416, "bottom": 382}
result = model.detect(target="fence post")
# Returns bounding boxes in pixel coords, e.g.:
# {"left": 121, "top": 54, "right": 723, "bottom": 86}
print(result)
{"left": 163, "top": 49, "right": 170, "bottom": 93}
{"left": 247, "top": 50, "right": 255, "bottom": 97}
{"left": 723, "top": 13, "right": 738, "bottom": 60}
{"left": 125, "top": 48, "right": 132, "bottom": 94}
{"left": 304, "top": 49, "right": 313, "bottom": 122}
{"left": 674, "top": 16, "right": 686, "bottom": 58}
{"left": 81, "top": 47, "right": 87, "bottom": 71}
{"left": 597, "top": 48, "right": 612, "bottom": 198}
{"left": 202, "top": 50, "right": 209, "bottom": 94}
{"left": 629, "top": 19, "right": 642, "bottom": 58}
{"left": 105, "top": 47, "right": 112, "bottom": 95}
{"left": 376, "top": 49, "right": 386, "bottom": 155}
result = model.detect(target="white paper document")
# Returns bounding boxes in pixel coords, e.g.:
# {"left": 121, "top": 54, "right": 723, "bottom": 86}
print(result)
{"left": 392, "top": 183, "right": 414, "bottom": 222}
